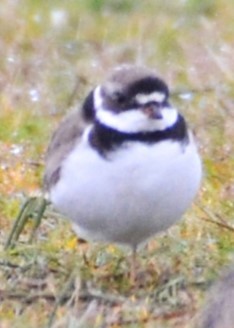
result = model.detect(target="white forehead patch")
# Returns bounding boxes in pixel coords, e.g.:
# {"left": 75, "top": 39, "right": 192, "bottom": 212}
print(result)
{"left": 135, "top": 92, "right": 165, "bottom": 105}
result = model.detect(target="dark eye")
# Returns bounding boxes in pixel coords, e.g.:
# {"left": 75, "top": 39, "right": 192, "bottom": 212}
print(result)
{"left": 112, "top": 91, "right": 126, "bottom": 104}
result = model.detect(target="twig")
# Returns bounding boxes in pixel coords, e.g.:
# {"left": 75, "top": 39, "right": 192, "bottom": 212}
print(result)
{"left": 107, "top": 307, "right": 195, "bottom": 326}
{"left": 0, "top": 288, "right": 194, "bottom": 327}
{"left": 0, "top": 286, "right": 126, "bottom": 306}
{"left": 85, "top": 287, "right": 127, "bottom": 305}
{"left": 0, "top": 260, "right": 22, "bottom": 269}
{"left": 0, "top": 290, "right": 57, "bottom": 303}
{"left": 198, "top": 206, "right": 234, "bottom": 233}
{"left": 202, "top": 217, "right": 234, "bottom": 233}
{"left": 46, "top": 270, "right": 77, "bottom": 328}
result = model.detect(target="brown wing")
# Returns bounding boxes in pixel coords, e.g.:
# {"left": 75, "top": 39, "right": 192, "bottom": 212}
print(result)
{"left": 44, "top": 109, "right": 86, "bottom": 191}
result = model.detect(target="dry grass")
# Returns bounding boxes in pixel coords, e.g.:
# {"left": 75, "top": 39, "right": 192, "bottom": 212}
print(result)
{"left": 0, "top": 0, "right": 234, "bottom": 327}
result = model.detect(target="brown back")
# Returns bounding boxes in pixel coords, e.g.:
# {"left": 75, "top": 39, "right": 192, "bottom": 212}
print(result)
{"left": 44, "top": 109, "right": 86, "bottom": 191}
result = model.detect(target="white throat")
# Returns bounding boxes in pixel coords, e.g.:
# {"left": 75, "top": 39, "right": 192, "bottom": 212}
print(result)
{"left": 94, "top": 86, "right": 178, "bottom": 133}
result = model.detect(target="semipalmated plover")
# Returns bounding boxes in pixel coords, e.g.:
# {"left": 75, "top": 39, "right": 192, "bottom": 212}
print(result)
{"left": 44, "top": 65, "right": 202, "bottom": 280}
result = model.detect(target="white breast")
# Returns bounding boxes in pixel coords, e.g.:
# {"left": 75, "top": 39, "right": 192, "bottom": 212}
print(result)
{"left": 50, "top": 131, "right": 201, "bottom": 248}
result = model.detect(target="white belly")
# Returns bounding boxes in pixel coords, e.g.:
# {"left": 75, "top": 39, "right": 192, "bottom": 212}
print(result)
{"left": 50, "top": 134, "right": 201, "bottom": 248}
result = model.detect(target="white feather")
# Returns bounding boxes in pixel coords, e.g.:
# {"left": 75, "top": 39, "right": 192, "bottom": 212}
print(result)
{"left": 50, "top": 131, "right": 202, "bottom": 248}
{"left": 135, "top": 92, "right": 165, "bottom": 104}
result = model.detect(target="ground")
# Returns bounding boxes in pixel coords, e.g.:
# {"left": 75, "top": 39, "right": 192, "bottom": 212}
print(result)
{"left": 0, "top": 0, "right": 234, "bottom": 327}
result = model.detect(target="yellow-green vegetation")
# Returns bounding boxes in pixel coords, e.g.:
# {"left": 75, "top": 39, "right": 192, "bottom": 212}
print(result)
{"left": 0, "top": 0, "right": 233, "bottom": 327}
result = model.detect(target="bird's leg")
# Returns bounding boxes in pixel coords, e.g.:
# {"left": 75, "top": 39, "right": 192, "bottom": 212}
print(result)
{"left": 130, "top": 246, "right": 137, "bottom": 284}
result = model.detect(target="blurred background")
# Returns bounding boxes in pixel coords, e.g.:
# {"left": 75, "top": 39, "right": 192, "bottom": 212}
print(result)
{"left": 0, "top": 0, "right": 233, "bottom": 327}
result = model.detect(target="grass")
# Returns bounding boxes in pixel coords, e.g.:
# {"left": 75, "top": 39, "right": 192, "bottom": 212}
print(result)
{"left": 0, "top": 0, "right": 234, "bottom": 326}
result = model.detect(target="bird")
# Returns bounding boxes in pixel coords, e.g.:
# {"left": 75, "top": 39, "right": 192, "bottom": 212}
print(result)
{"left": 44, "top": 64, "right": 202, "bottom": 281}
